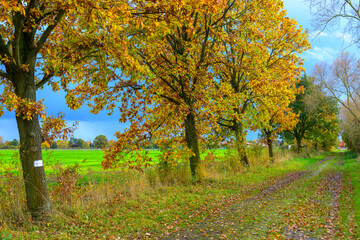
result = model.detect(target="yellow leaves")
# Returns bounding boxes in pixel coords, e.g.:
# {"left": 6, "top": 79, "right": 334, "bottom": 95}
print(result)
{"left": 41, "top": 141, "right": 51, "bottom": 149}
{"left": 0, "top": 92, "right": 45, "bottom": 121}
{"left": 20, "top": 64, "right": 29, "bottom": 72}
{"left": 0, "top": 0, "right": 25, "bottom": 15}
{"left": 41, "top": 113, "right": 77, "bottom": 145}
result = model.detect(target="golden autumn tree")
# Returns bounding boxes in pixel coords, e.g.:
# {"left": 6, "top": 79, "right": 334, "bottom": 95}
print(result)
{"left": 68, "top": 0, "right": 237, "bottom": 180}
{"left": 214, "top": 0, "right": 310, "bottom": 165}
{"left": 0, "top": 0, "right": 130, "bottom": 217}
{"left": 259, "top": 107, "right": 298, "bottom": 162}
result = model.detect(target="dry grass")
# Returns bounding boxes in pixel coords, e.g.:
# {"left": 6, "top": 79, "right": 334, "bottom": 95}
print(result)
{"left": 0, "top": 146, "right": 300, "bottom": 239}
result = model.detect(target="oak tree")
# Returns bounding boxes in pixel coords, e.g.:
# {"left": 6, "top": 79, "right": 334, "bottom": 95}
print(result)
{"left": 214, "top": 0, "right": 309, "bottom": 165}
{"left": 69, "top": 0, "right": 237, "bottom": 180}
{"left": 0, "top": 0, "right": 128, "bottom": 217}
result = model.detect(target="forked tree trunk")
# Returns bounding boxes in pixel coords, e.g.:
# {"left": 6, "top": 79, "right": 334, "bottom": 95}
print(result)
{"left": 184, "top": 111, "right": 201, "bottom": 178}
{"left": 234, "top": 121, "right": 249, "bottom": 166}
{"left": 14, "top": 71, "right": 50, "bottom": 218}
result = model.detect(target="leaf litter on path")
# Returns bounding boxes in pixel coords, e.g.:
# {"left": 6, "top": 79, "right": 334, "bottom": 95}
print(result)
{"left": 160, "top": 154, "right": 347, "bottom": 240}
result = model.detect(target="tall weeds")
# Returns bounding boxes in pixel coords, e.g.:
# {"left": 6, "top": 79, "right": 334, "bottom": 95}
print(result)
{"left": 0, "top": 146, "right": 296, "bottom": 232}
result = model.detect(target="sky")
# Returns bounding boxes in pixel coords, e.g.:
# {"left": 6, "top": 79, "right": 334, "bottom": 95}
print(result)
{"left": 1, "top": 0, "right": 359, "bottom": 142}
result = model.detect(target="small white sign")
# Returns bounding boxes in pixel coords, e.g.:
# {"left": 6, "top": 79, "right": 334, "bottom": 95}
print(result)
{"left": 34, "top": 160, "right": 43, "bottom": 167}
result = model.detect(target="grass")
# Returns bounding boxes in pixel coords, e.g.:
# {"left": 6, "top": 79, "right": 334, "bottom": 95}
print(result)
{"left": 0, "top": 149, "right": 358, "bottom": 239}
{"left": 0, "top": 148, "right": 232, "bottom": 174}
{"left": 339, "top": 152, "right": 360, "bottom": 238}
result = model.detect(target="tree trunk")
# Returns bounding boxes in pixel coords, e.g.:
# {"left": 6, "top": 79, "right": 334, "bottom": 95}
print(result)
{"left": 14, "top": 72, "right": 50, "bottom": 218}
{"left": 184, "top": 111, "right": 201, "bottom": 179}
{"left": 266, "top": 132, "right": 274, "bottom": 163}
{"left": 234, "top": 121, "right": 249, "bottom": 166}
{"left": 296, "top": 136, "right": 302, "bottom": 152}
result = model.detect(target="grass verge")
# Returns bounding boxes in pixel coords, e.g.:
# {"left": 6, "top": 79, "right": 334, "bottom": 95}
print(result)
{"left": 0, "top": 149, "right": 331, "bottom": 239}
{"left": 339, "top": 152, "right": 360, "bottom": 239}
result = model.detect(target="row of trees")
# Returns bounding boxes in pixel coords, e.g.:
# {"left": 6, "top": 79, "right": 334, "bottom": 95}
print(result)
{"left": 0, "top": 136, "right": 19, "bottom": 149}
{"left": 56, "top": 135, "right": 110, "bottom": 149}
{"left": 0, "top": 135, "right": 111, "bottom": 149}
{"left": 312, "top": 52, "right": 360, "bottom": 153}
{"left": 0, "top": 0, "right": 341, "bottom": 218}
{"left": 307, "top": 0, "right": 360, "bottom": 152}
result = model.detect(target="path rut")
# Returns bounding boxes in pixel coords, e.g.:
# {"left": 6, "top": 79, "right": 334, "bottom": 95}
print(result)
{"left": 161, "top": 154, "right": 345, "bottom": 240}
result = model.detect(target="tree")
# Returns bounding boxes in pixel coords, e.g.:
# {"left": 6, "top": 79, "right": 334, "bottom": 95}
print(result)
{"left": 56, "top": 140, "right": 69, "bottom": 149}
{"left": 68, "top": 137, "right": 86, "bottom": 148}
{"left": 41, "top": 141, "right": 50, "bottom": 149}
{"left": 0, "top": 136, "right": 3, "bottom": 146}
{"left": 282, "top": 75, "right": 340, "bottom": 151}
{"left": 312, "top": 52, "right": 360, "bottom": 122}
{"left": 308, "top": 0, "right": 360, "bottom": 45}
{"left": 259, "top": 108, "right": 298, "bottom": 162}
{"left": 214, "top": 0, "right": 309, "bottom": 165}
{"left": 83, "top": 141, "right": 91, "bottom": 149}
{"left": 69, "top": 0, "right": 237, "bottom": 179}
{"left": 312, "top": 52, "right": 359, "bottom": 152}
{"left": 50, "top": 141, "right": 58, "bottom": 149}
{"left": 0, "top": 0, "right": 129, "bottom": 217}
{"left": 93, "top": 135, "right": 109, "bottom": 149}
{"left": 10, "top": 139, "right": 19, "bottom": 147}
{"left": 341, "top": 103, "right": 360, "bottom": 152}
{"left": 303, "top": 84, "right": 340, "bottom": 151}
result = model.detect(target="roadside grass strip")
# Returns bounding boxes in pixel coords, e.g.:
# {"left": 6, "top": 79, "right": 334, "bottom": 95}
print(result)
{"left": 339, "top": 152, "right": 360, "bottom": 239}
{"left": 0, "top": 152, "right": 328, "bottom": 239}
{"left": 163, "top": 153, "right": 351, "bottom": 239}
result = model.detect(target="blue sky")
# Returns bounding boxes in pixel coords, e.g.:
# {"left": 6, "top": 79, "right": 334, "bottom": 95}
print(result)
{"left": 1, "top": 0, "right": 359, "bottom": 141}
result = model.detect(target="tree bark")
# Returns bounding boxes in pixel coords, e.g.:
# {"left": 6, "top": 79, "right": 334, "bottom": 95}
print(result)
{"left": 184, "top": 111, "right": 201, "bottom": 179}
{"left": 296, "top": 136, "right": 302, "bottom": 152}
{"left": 234, "top": 121, "right": 249, "bottom": 166}
{"left": 14, "top": 71, "right": 50, "bottom": 218}
{"left": 266, "top": 132, "right": 274, "bottom": 163}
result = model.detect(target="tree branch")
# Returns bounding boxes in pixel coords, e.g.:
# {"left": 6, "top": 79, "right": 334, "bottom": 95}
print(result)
{"left": 25, "top": 0, "right": 37, "bottom": 14}
{"left": 0, "top": 70, "right": 9, "bottom": 79}
{"left": 0, "top": 35, "right": 11, "bottom": 60}
{"left": 217, "top": 121, "right": 234, "bottom": 129}
{"left": 159, "top": 94, "right": 181, "bottom": 105}
{"left": 34, "top": 9, "right": 66, "bottom": 54}
{"left": 36, "top": 73, "right": 54, "bottom": 89}
{"left": 211, "top": 0, "right": 236, "bottom": 27}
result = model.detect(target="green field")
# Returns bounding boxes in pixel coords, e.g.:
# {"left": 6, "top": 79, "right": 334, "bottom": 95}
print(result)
{"left": 0, "top": 148, "right": 231, "bottom": 173}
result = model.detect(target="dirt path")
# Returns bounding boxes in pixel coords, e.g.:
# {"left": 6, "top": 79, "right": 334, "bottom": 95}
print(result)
{"left": 161, "top": 154, "right": 346, "bottom": 239}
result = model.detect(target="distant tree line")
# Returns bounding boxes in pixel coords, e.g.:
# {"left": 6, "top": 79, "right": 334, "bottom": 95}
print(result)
{"left": 0, "top": 135, "right": 116, "bottom": 150}
{"left": 0, "top": 137, "right": 19, "bottom": 149}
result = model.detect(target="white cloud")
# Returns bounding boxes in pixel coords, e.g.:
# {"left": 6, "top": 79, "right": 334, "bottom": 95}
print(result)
{"left": 309, "top": 31, "right": 329, "bottom": 39}
{"left": 305, "top": 46, "right": 337, "bottom": 62}
{"left": 334, "top": 32, "right": 353, "bottom": 43}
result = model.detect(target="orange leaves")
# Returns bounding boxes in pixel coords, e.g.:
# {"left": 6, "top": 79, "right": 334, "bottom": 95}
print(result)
{"left": 211, "top": 0, "right": 309, "bottom": 143}
{"left": 41, "top": 113, "right": 78, "bottom": 145}
{"left": 0, "top": 93, "right": 45, "bottom": 121}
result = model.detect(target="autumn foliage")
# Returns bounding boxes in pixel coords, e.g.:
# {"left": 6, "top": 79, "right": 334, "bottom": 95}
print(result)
{"left": 65, "top": 0, "right": 310, "bottom": 178}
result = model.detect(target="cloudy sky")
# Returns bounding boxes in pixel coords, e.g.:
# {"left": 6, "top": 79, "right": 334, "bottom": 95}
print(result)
{"left": 1, "top": 0, "right": 359, "bottom": 141}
